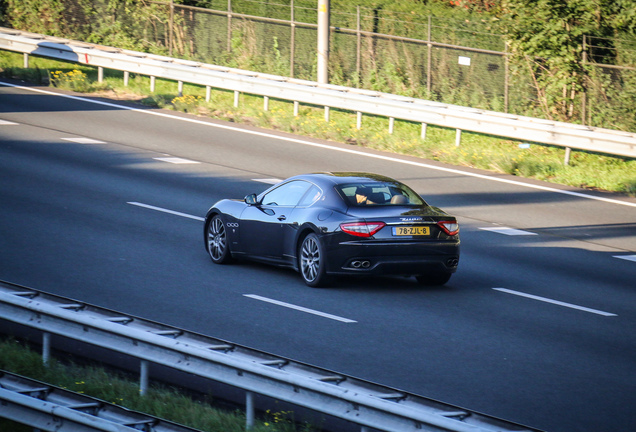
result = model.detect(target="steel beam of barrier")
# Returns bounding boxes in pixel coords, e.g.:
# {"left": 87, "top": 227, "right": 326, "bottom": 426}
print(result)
{"left": 0, "top": 371, "right": 205, "bottom": 432}
{"left": 1, "top": 27, "right": 635, "bottom": 160}
{"left": 0, "top": 281, "right": 539, "bottom": 432}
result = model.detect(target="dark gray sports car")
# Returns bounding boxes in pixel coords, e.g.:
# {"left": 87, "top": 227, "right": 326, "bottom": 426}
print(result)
{"left": 204, "top": 172, "right": 460, "bottom": 287}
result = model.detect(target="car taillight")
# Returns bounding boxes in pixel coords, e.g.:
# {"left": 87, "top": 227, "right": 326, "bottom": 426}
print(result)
{"left": 340, "top": 222, "right": 386, "bottom": 237}
{"left": 437, "top": 220, "right": 459, "bottom": 236}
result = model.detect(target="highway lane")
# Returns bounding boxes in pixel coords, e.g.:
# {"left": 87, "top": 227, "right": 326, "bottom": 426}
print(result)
{"left": 1, "top": 81, "right": 635, "bottom": 431}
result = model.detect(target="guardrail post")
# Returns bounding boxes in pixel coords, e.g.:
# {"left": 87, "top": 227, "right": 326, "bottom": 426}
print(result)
{"left": 140, "top": 360, "right": 149, "bottom": 396}
{"left": 293, "top": 101, "right": 299, "bottom": 116}
{"left": 324, "top": 106, "right": 330, "bottom": 122}
{"left": 389, "top": 117, "right": 395, "bottom": 134}
{"left": 178, "top": 81, "right": 183, "bottom": 97}
{"left": 564, "top": 147, "right": 571, "bottom": 165}
{"left": 98, "top": 67, "right": 103, "bottom": 83}
{"left": 455, "top": 128, "right": 462, "bottom": 147}
{"left": 23, "top": 53, "right": 29, "bottom": 68}
{"left": 150, "top": 76, "right": 156, "bottom": 93}
{"left": 234, "top": 91, "right": 240, "bottom": 107}
{"left": 124, "top": 71, "right": 129, "bottom": 87}
{"left": 42, "top": 332, "right": 51, "bottom": 366}
{"left": 264, "top": 96, "right": 269, "bottom": 111}
{"left": 421, "top": 123, "right": 427, "bottom": 140}
{"left": 356, "top": 111, "right": 362, "bottom": 130}
{"left": 245, "top": 391, "right": 255, "bottom": 430}
{"left": 206, "top": 86, "right": 211, "bottom": 102}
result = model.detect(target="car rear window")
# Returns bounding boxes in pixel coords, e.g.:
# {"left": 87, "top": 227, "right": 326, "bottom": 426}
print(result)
{"left": 336, "top": 182, "right": 426, "bottom": 206}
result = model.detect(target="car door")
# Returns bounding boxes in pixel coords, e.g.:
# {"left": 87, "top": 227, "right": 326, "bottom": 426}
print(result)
{"left": 240, "top": 180, "right": 312, "bottom": 260}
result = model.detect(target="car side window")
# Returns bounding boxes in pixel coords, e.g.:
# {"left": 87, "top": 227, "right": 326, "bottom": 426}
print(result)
{"left": 261, "top": 180, "right": 312, "bottom": 207}
{"left": 297, "top": 185, "right": 322, "bottom": 207}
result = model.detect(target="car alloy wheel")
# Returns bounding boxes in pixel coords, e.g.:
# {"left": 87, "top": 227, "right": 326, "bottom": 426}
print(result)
{"left": 207, "top": 215, "right": 231, "bottom": 263}
{"left": 300, "top": 233, "right": 329, "bottom": 287}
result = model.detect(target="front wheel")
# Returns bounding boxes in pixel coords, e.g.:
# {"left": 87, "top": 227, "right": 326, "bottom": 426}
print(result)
{"left": 299, "top": 233, "right": 330, "bottom": 287}
{"left": 206, "top": 215, "right": 232, "bottom": 264}
{"left": 416, "top": 272, "right": 451, "bottom": 286}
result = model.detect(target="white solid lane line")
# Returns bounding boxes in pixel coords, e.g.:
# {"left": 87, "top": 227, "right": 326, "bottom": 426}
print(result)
{"left": 127, "top": 202, "right": 204, "bottom": 221}
{"left": 493, "top": 288, "right": 617, "bottom": 317}
{"left": 244, "top": 294, "right": 357, "bottom": 323}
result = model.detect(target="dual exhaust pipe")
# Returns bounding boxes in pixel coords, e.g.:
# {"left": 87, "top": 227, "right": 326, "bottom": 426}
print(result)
{"left": 351, "top": 260, "right": 371, "bottom": 269}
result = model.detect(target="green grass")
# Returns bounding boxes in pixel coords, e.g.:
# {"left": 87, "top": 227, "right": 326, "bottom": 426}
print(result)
{"left": 0, "top": 337, "right": 316, "bottom": 432}
{"left": 1, "top": 51, "right": 635, "bottom": 197}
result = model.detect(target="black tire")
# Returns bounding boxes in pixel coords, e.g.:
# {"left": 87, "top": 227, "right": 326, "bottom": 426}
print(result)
{"left": 206, "top": 215, "right": 232, "bottom": 264}
{"left": 415, "top": 272, "right": 452, "bottom": 286}
{"left": 299, "top": 233, "right": 330, "bottom": 287}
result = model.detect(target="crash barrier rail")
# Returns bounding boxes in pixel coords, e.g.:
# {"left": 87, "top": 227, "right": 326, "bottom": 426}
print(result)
{"left": 0, "top": 280, "right": 540, "bottom": 432}
{"left": 0, "top": 27, "right": 635, "bottom": 163}
{"left": 0, "top": 370, "right": 206, "bottom": 432}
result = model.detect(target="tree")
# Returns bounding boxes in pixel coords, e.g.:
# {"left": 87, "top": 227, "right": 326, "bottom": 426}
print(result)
{"left": 498, "top": 0, "right": 636, "bottom": 122}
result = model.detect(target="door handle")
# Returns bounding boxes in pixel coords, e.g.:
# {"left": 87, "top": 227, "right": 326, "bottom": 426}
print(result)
{"left": 278, "top": 215, "right": 286, "bottom": 221}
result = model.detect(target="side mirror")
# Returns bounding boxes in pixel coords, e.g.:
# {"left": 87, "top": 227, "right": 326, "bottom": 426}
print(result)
{"left": 244, "top": 194, "right": 258, "bottom": 205}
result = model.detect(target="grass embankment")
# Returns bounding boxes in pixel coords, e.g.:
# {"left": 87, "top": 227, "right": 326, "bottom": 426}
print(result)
{"left": 0, "top": 337, "right": 313, "bottom": 432}
{"left": 1, "top": 52, "right": 635, "bottom": 197}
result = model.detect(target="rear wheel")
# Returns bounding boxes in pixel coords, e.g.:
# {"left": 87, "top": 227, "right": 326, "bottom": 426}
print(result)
{"left": 206, "top": 215, "right": 232, "bottom": 264}
{"left": 416, "top": 272, "right": 451, "bottom": 286}
{"left": 299, "top": 233, "right": 330, "bottom": 287}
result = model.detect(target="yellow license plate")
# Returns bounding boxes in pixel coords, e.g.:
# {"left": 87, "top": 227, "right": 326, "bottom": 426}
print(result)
{"left": 393, "top": 226, "right": 430, "bottom": 236}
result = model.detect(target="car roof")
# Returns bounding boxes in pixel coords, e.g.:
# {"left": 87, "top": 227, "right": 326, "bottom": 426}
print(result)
{"left": 289, "top": 172, "right": 399, "bottom": 187}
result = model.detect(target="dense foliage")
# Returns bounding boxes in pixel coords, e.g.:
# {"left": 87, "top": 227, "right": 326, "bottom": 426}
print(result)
{"left": 0, "top": 0, "right": 634, "bottom": 131}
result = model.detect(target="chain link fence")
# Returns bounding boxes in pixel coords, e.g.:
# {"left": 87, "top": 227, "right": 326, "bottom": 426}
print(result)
{"left": 7, "top": 0, "right": 634, "bottom": 133}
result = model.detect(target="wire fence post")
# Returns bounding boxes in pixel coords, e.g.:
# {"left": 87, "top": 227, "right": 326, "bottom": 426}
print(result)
{"left": 246, "top": 391, "right": 255, "bottom": 429}
{"left": 42, "top": 332, "right": 51, "bottom": 366}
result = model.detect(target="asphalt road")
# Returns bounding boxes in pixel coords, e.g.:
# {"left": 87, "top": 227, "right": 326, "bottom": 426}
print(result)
{"left": 1, "top": 81, "right": 635, "bottom": 432}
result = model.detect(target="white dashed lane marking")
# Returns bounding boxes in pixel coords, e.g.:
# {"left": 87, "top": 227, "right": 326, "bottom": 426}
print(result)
{"left": 493, "top": 288, "right": 617, "bottom": 317}
{"left": 614, "top": 255, "right": 636, "bottom": 262}
{"left": 0, "top": 120, "right": 18, "bottom": 125}
{"left": 479, "top": 227, "right": 537, "bottom": 236}
{"left": 61, "top": 137, "right": 106, "bottom": 144}
{"left": 252, "top": 178, "right": 282, "bottom": 185}
{"left": 127, "top": 202, "right": 204, "bottom": 221}
{"left": 153, "top": 157, "right": 200, "bottom": 164}
{"left": 244, "top": 294, "right": 357, "bottom": 323}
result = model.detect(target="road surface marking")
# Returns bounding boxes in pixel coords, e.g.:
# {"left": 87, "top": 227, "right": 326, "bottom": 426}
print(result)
{"left": 253, "top": 178, "right": 282, "bottom": 184}
{"left": 62, "top": 137, "right": 106, "bottom": 144}
{"left": 0, "top": 120, "right": 18, "bottom": 125}
{"left": 614, "top": 255, "right": 636, "bottom": 262}
{"left": 153, "top": 157, "right": 200, "bottom": 164}
{"left": 493, "top": 288, "right": 616, "bottom": 317}
{"left": 127, "top": 202, "right": 204, "bottom": 221}
{"left": 4, "top": 81, "right": 636, "bottom": 209}
{"left": 480, "top": 227, "right": 537, "bottom": 236}
{"left": 244, "top": 294, "right": 357, "bottom": 323}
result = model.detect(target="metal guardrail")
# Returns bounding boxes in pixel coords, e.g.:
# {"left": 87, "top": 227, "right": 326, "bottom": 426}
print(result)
{"left": 0, "top": 370, "right": 205, "bottom": 432}
{"left": 0, "top": 27, "right": 635, "bottom": 161}
{"left": 0, "top": 280, "right": 539, "bottom": 432}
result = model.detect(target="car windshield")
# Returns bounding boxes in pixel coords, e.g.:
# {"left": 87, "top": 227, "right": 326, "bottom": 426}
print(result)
{"left": 336, "top": 182, "right": 426, "bottom": 206}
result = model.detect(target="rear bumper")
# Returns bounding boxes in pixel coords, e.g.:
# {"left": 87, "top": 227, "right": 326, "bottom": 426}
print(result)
{"left": 323, "top": 238, "right": 460, "bottom": 276}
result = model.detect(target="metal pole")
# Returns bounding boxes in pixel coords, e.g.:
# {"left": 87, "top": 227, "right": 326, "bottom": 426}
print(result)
{"left": 169, "top": 0, "right": 174, "bottom": 57}
{"left": 427, "top": 15, "right": 432, "bottom": 95}
{"left": 23, "top": 53, "right": 29, "bottom": 68}
{"left": 317, "top": 0, "right": 330, "bottom": 84}
{"left": 98, "top": 67, "right": 103, "bottom": 83}
{"left": 421, "top": 123, "right": 427, "bottom": 140}
{"left": 42, "top": 332, "right": 51, "bottom": 366}
{"left": 246, "top": 391, "right": 255, "bottom": 429}
{"left": 140, "top": 360, "right": 149, "bottom": 396}
{"left": 290, "top": 0, "right": 295, "bottom": 78}
{"left": 504, "top": 42, "right": 509, "bottom": 113}
{"left": 581, "top": 35, "right": 587, "bottom": 125}
{"left": 227, "top": 0, "right": 232, "bottom": 53}
{"left": 455, "top": 129, "right": 462, "bottom": 146}
{"left": 356, "top": 6, "right": 361, "bottom": 86}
